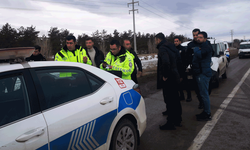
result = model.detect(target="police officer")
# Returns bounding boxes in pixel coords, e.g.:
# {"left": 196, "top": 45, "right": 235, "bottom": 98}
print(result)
{"left": 54, "top": 35, "right": 92, "bottom": 65}
{"left": 174, "top": 36, "right": 192, "bottom": 102}
{"left": 100, "top": 39, "right": 134, "bottom": 80}
{"left": 123, "top": 39, "right": 143, "bottom": 83}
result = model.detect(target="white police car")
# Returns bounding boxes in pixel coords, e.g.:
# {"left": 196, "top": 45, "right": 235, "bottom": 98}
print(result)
{"left": 0, "top": 48, "right": 146, "bottom": 150}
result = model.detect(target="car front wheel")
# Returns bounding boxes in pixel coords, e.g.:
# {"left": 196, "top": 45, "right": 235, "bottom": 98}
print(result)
{"left": 110, "top": 119, "right": 138, "bottom": 150}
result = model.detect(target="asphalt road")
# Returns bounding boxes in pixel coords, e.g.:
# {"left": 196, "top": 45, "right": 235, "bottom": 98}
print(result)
{"left": 137, "top": 57, "right": 250, "bottom": 150}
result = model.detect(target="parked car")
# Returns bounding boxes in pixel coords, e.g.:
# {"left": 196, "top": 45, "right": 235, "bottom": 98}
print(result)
{"left": 209, "top": 39, "right": 228, "bottom": 87}
{"left": 224, "top": 41, "right": 230, "bottom": 63}
{"left": 238, "top": 41, "right": 250, "bottom": 59}
{"left": 181, "top": 39, "right": 228, "bottom": 89}
{"left": 0, "top": 48, "right": 146, "bottom": 150}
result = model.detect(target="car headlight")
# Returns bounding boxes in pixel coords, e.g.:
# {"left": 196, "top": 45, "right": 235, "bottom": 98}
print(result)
{"left": 133, "top": 84, "right": 141, "bottom": 94}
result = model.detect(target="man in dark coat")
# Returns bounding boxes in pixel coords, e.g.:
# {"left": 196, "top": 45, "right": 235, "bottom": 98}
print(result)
{"left": 25, "top": 45, "right": 46, "bottom": 61}
{"left": 85, "top": 37, "right": 104, "bottom": 68}
{"left": 123, "top": 39, "right": 143, "bottom": 84}
{"left": 174, "top": 36, "right": 192, "bottom": 102}
{"left": 193, "top": 31, "right": 213, "bottom": 121}
{"left": 159, "top": 39, "right": 184, "bottom": 116}
{"left": 156, "top": 33, "right": 182, "bottom": 130}
{"left": 186, "top": 28, "right": 204, "bottom": 109}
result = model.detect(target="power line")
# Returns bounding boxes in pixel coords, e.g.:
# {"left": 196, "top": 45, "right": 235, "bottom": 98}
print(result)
{"left": 139, "top": 5, "right": 192, "bottom": 29}
{"left": 139, "top": 1, "right": 193, "bottom": 29}
{"left": 140, "top": 0, "right": 179, "bottom": 22}
{"left": 139, "top": 5, "right": 171, "bottom": 22}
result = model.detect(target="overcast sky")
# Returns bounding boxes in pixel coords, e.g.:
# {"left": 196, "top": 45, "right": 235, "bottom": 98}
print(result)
{"left": 1, "top": 0, "right": 250, "bottom": 42}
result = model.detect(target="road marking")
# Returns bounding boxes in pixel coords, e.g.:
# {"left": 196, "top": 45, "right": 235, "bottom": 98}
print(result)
{"left": 188, "top": 68, "right": 250, "bottom": 150}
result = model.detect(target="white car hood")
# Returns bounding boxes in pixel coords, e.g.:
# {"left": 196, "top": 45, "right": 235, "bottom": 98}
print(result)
{"left": 211, "top": 57, "right": 219, "bottom": 72}
{"left": 239, "top": 48, "right": 250, "bottom": 52}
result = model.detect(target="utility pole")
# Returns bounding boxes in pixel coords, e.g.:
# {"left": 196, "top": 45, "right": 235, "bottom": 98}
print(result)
{"left": 128, "top": 0, "right": 139, "bottom": 53}
{"left": 231, "top": 29, "right": 234, "bottom": 47}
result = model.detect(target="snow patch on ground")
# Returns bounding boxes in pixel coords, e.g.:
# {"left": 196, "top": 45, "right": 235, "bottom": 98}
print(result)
{"left": 139, "top": 54, "right": 158, "bottom": 70}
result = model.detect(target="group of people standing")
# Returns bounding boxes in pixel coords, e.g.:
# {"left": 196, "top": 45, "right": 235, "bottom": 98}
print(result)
{"left": 27, "top": 35, "right": 143, "bottom": 83}
{"left": 26, "top": 30, "right": 213, "bottom": 131}
{"left": 156, "top": 28, "right": 213, "bottom": 130}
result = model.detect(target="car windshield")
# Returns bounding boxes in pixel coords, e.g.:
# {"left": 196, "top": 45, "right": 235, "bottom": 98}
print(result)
{"left": 224, "top": 44, "right": 228, "bottom": 50}
{"left": 240, "top": 44, "right": 250, "bottom": 49}
{"left": 211, "top": 44, "right": 219, "bottom": 56}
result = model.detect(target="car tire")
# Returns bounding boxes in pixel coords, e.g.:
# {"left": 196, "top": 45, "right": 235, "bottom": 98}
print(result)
{"left": 222, "top": 70, "right": 227, "bottom": 79}
{"left": 239, "top": 56, "right": 242, "bottom": 59}
{"left": 214, "top": 71, "right": 220, "bottom": 88}
{"left": 110, "top": 119, "right": 138, "bottom": 150}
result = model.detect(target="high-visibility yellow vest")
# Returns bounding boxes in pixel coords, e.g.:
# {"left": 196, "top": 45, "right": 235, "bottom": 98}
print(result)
{"left": 55, "top": 45, "right": 92, "bottom": 65}
{"left": 55, "top": 45, "right": 92, "bottom": 77}
{"left": 100, "top": 50, "right": 134, "bottom": 80}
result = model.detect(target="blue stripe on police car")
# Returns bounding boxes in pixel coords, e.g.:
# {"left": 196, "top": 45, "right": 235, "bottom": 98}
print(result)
{"left": 37, "top": 89, "right": 141, "bottom": 150}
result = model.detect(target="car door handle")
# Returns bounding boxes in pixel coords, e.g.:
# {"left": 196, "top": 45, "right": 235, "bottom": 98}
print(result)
{"left": 16, "top": 127, "right": 45, "bottom": 142}
{"left": 100, "top": 97, "right": 113, "bottom": 105}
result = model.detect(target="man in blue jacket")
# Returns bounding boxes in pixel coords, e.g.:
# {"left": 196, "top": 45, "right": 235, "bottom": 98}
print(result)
{"left": 193, "top": 31, "right": 213, "bottom": 121}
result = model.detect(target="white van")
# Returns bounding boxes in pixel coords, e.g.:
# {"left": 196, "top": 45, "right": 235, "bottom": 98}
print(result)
{"left": 181, "top": 39, "right": 228, "bottom": 88}
{"left": 238, "top": 41, "right": 250, "bottom": 59}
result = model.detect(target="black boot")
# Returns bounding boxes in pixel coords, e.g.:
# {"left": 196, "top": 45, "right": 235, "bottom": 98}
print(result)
{"left": 196, "top": 111, "right": 212, "bottom": 121}
{"left": 159, "top": 122, "right": 176, "bottom": 130}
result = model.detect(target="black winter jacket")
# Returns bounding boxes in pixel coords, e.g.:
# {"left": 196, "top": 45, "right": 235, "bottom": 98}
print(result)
{"left": 176, "top": 44, "right": 188, "bottom": 69}
{"left": 157, "top": 40, "right": 180, "bottom": 89}
{"left": 25, "top": 54, "right": 46, "bottom": 61}
{"left": 85, "top": 46, "right": 104, "bottom": 68}
{"left": 128, "top": 48, "right": 142, "bottom": 74}
{"left": 186, "top": 40, "right": 201, "bottom": 67}
{"left": 192, "top": 41, "right": 212, "bottom": 77}
{"left": 166, "top": 43, "right": 184, "bottom": 78}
